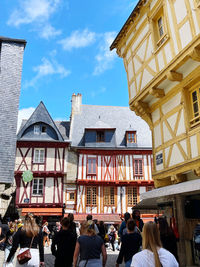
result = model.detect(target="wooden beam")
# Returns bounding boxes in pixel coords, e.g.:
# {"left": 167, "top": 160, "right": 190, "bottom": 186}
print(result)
{"left": 167, "top": 70, "right": 183, "bottom": 81}
{"left": 189, "top": 47, "right": 200, "bottom": 62}
{"left": 149, "top": 87, "right": 165, "bottom": 98}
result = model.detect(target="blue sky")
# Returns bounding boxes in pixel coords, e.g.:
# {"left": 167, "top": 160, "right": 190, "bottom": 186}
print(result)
{"left": 0, "top": 0, "right": 137, "bottom": 126}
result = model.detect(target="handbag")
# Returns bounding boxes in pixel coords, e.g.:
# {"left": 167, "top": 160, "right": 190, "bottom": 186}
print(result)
{"left": 17, "top": 236, "right": 34, "bottom": 265}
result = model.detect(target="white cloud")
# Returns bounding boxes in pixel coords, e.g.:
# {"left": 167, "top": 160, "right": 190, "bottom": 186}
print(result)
{"left": 24, "top": 56, "right": 71, "bottom": 88}
{"left": 93, "top": 31, "right": 117, "bottom": 76}
{"left": 59, "top": 29, "right": 96, "bottom": 51}
{"left": 7, "top": 0, "right": 61, "bottom": 39}
{"left": 17, "top": 107, "right": 35, "bottom": 132}
{"left": 39, "top": 24, "right": 62, "bottom": 39}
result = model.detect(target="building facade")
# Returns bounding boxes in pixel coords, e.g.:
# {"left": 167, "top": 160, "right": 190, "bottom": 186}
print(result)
{"left": 111, "top": 0, "right": 200, "bottom": 265}
{"left": 0, "top": 36, "right": 26, "bottom": 217}
{"left": 70, "top": 94, "right": 153, "bottom": 223}
{"left": 15, "top": 102, "right": 76, "bottom": 220}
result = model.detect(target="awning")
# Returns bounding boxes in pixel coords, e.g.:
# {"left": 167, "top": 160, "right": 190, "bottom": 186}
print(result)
{"left": 65, "top": 214, "right": 121, "bottom": 223}
{"left": 134, "top": 179, "right": 200, "bottom": 210}
{"left": 21, "top": 208, "right": 62, "bottom": 216}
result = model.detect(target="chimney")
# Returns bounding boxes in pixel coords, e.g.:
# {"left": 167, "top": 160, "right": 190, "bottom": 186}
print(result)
{"left": 71, "top": 93, "right": 82, "bottom": 115}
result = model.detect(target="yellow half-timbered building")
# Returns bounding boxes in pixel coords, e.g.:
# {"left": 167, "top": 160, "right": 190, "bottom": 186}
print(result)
{"left": 111, "top": 0, "right": 200, "bottom": 265}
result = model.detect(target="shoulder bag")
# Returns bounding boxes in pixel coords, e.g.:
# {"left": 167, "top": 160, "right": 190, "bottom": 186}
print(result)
{"left": 17, "top": 236, "right": 34, "bottom": 265}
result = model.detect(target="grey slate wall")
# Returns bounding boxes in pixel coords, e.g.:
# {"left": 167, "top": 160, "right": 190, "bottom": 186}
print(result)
{"left": 0, "top": 41, "right": 25, "bottom": 184}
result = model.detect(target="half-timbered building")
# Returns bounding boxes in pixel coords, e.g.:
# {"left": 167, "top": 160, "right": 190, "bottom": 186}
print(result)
{"left": 70, "top": 94, "right": 153, "bottom": 223}
{"left": 111, "top": 0, "right": 200, "bottom": 264}
{"left": 15, "top": 101, "right": 76, "bottom": 220}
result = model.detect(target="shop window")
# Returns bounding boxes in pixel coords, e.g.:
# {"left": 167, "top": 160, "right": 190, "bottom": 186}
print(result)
{"left": 127, "top": 187, "right": 138, "bottom": 206}
{"left": 104, "top": 187, "right": 115, "bottom": 205}
{"left": 33, "top": 148, "right": 45, "bottom": 163}
{"left": 86, "top": 187, "right": 97, "bottom": 206}
{"left": 96, "top": 130, "right": 105, "bottom": 142}
{"left": 190, "top": 88, "right": 200, "bottom": 126}
{"left": 87, "top": 157, "right": 96, "bottom": 175}
{"left": 126, "top": 131, "right": 137, "bottom": 143}
{"left": 134, "top": 159, "right": 143, "bottom": 176}
{"left": 32, "top": 178, "right": 43, "bottom": 195}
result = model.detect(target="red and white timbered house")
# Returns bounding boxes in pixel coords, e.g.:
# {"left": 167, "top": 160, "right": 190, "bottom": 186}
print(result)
{"left": 15, "top": 102, "right": 75, "bottom": 219}
{"left": 70, "top": 94, "right": 154, "bottom": 223}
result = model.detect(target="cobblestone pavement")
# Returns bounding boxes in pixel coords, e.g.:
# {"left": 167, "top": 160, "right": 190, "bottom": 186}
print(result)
{"left": 44, "top": 246, "right": 125, "bottom": 267}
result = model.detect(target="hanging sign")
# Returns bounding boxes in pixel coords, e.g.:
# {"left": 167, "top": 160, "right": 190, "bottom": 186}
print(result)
{"left": 22, "top": 170, "right": 33, "bottom": 183}
{"left": 156, "top": 153, "right": 163, "bottom": 165}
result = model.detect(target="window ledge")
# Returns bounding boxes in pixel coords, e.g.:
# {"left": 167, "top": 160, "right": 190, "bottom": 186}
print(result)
{"left": 153, "top": 34, "right": 169, "bottom": 55}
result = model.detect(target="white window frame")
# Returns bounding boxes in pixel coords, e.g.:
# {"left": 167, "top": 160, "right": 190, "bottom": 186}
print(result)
{"left": 33, "top": 148, "right": 45, "bottom": 163}
{"left": 34, "top": 125, "right": 40, "bottom": 135}
{"left": 32, "top": 178, "right": 44, "bottom": 195}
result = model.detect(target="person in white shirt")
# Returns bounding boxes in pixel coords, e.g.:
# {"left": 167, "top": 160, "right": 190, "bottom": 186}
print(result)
{"left": 131, "top": 221, "right": 179, "bottom": 267}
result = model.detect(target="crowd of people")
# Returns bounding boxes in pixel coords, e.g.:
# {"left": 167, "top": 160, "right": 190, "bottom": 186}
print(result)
{"left": 0, "top": 210, "right": 181, "bottom": 267}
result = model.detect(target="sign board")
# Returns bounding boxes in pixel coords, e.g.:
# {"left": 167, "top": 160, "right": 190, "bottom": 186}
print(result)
{"left": 156, "top": 153, "right": 163, "bottom": 165}
{"left": 22, "top": 170, "right": 33, "bottom": 183}
{"left": 24, "top": 198, "right": 29, "bottom": 203}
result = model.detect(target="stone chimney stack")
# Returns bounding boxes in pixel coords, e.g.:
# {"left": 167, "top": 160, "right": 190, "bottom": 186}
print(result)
{"left": 71, "top": 93, "right": 82, "bottom": 115}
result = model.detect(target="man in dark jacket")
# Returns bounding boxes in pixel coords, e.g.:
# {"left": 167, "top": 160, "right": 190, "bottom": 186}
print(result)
{"left": 51, "top": 217, "right": 77, "bottom": 267}
{"left": 132, "top": 210, "right": 144, "bottom": 232}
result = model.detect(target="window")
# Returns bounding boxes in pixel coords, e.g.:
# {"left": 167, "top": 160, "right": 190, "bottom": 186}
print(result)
{"left": 146, "top": 186, "right": 153, "bottom": 192}
{"left": 87, "top": 158, "right": 96, "bottom": 175}
{"left": 190, "top": 88, "right": 200, "bottom": 126}
{"left": 69, "top": 192, "right": 75, "bottom": 201}
{"left": 34, "top": 149, "right": 45, "bottom": 163}
{"left": 127, "top": 187, "right": 138, "bottom": 206}
{"left": 151, "top": 6, "right": 168, "bottom": 49}
{"left": 104, "top": 187, "right": 115, "bottom": 205}
{"left": 96, "top": 131, "right": 105, "bottom": 142}
{"left": 86, "top": 187, "right": 97, "bottom": 205}
{"left": 32, "top": 178, "right": 43, "bottom": 195}
{"left": 126, "top": 131, "right": 136, "bottom": 143}
{"left": 134, "top": 159, "right": 143, "bottom": 175}
{"left": 41, "top": 126, "right": 47, "bottom": 133}
{"left": 34, "top": 125, "right": 40, "bottom": 134}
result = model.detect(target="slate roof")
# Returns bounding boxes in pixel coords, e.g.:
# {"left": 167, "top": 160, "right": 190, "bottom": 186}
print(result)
{"left": 70, "top": 104, "right": 152, "bottom": 148}
{"left": 17, "top": 102, "right": 69, "bottom": 141}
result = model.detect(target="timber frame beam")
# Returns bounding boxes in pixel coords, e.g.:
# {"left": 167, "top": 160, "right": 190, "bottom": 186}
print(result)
{"left": 189, "top": 47, "right": 200, "bottom": 62}
{"left": 149, "top": 87, "right": 165, "bottom": 98}
{"left": 167, "top": 70, "right": 183, "bottom": 82}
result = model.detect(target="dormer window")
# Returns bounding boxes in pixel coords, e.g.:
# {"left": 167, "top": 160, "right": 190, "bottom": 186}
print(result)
{"left": 41, "top": 126, "right": 47, "bottom": 133}
{"left": 96, "top": 130, "right": 105, "bottom": 142}
{"left": 126, "top": 131, "right": 137, "bottom": 143}
{"left": 34, "top": 125, "right": 40, "bottom": 134}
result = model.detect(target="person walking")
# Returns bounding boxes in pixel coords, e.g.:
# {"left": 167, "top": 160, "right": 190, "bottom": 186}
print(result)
{"left": 118, "top": 212, "right": 130, "bottom": 238}
{"left": 73, "top": 220, "right": 107, "bottom": 267}
{"left": 3, "top": 222, "right": 17, "bottom": 267}
{"left": 98, "top": 221, "right": 106, "bottom": 242}
{"left": 109, "top": 226, "right": 116, "bottom": 251}
{"left": 86, "top": 215, "right": 99, "bottom": 234}
{"left": 42, "top": 221, "right": 50, "bottom": 247}
{"left": 51, "top": 217, "right": 77, "bottom": 267}
{"left": 132, "top": 210, "right": 144, "bottom": 232}
{"left": 68, "top": 213, "right": 77, "bottom": 235}
{"left": 131, "top": 221, "right": 179, "bottom": 267}
{"left": 6, "top": 213, "right": 44, "bottom": 267}
{"left": 157, "top": 217, "right": 179, "bottom": 262}
{"left": 116, "top": 219, "right": 142, "bottom": 267}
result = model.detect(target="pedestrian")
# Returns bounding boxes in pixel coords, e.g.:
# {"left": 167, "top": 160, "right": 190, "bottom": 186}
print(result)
{"left": 132, "top": 210, "right": 144, "bottom": 232}
{"left": 6, "top": 213, "right": 44, "bottom": 267}
{"left": 86, "top": 215, "right": 99, "bottom": 234}
{"left": 116, "top": 219, "right": 142, "bottom": 267}
{"left": 3, "top": 222, "right": 17, "bottom": 267}
{"left": 51, "top": 217, "right": 77, "bottom": 267}
{"left": 73, "top": 220, "right": 107, "bottom": 267}
{"left": 52, "top": 221, "right": 61, "bottom": 238}
{"left": 157, "top": 217, "right": 179, "bottom": 262}
{"left": 98, "top": 221, "right": 106, "bottom": 242}
{"left": 68, "top": 213, "right": 77, "bottom": 235}
{"left": 42, "top": 221, "right": 50, "bottom": 247}
{"left": 109, "top": 225, "right": 116, "bottom": 251}
{"left": 131, "top": 221, "right": 179, "bottom": 267}
{"left": 118, "top": 212, "right": 130, "bottom": 238}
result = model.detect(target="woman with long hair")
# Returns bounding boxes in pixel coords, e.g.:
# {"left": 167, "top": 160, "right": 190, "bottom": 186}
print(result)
{"left": 158, "top": 217, "right": 179, "bottom": 261}
{"left": 73, "top": 220, "right": 107, "bottom": 267}
{"left": 42, "top": 221, "right": 50, "bottom": 247}
{"left": 6, "top": 213, "right": 44, "bottom": 267}
{"left": 131, "top": 221, "right": 178, "bottom": 267}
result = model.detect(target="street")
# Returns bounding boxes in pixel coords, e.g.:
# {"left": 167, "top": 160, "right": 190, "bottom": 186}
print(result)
{"left": 44, "top": 246, "right": 125, "bottom": 267}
